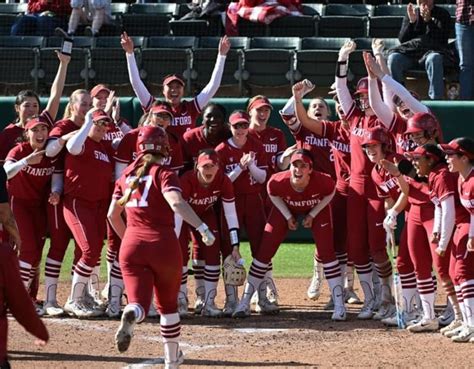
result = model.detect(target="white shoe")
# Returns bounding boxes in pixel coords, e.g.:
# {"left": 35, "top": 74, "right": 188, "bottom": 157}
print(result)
{"left": 373, "top": 302, "right": 396, "bottom": 321}
{"left": 331, "top": 305, "right": 347, "bottom": 321}
{"left": 201, "top": 303, "right": 223, "bottom": 318}
{"left": 437, "top": 304, "right": 454, "bottom": 327}
{"left": 194, "top": 297, "right": 204, "bottom": 315}
{"left": 35, "top": 302, "right": 45, "bottom": 317}
{"left": 444, "top": 323, "right": 465, "bottom": 338}
{"left": 345, "top": 288, "right": 362, "bottom": 305}
{"left": 407, "top": 318, "right": 439, "bottom": 333}
{"left": 44, "top": 301, "right": 64, "bottom": 317}
{"left": 178, "top": 297, "right": 189, "bottom": 318}
{"left": 440, "top": 319, "right": 463, "bottom": 335}
{"left": 232, "top": 301, "right": 251, "bottom": 319}
{"left": 64, "top": 299, "right": 99, "bottom": 319}
{"left": 382, "top": 310, "right": 419, "bottom": 327}
{"left": 115, "top": 309, "right": 136, "bottom": 353}
{"left": 307, "top": 274, "right": 322, "bottom": 300}
{"left": 256, "top": 298, "right": 280, "bottom": 315}
{"left": 357, "top": 299, "right": 375, "bottom": 320}
{"left": 164, "top": 350, "right": 184, "bottom": 369}
{"left": 267, "top": 283, "right": 279, "bottom": 305}
{"left": 106, "top": 301, "right": 122, "bottom": 318}
{"left": 451, "top": 326, "right": 474, "bottom": 342}
{"left": 84, "top": 291, "right": 105, "bottom": 312}
{"left": 250, "top": 291, "right": 258, "bottom": 305}
{"left": 81, "top": 295, "right": 105, "bottom": 317}
{"left": 324, "top": 297, "right": 334, "bottom": 311}
{"left": 223, "top": 300, "right": 238, "bottom": 317}
{"left": 101, "top": 283, "right": 109, "bottom": 301}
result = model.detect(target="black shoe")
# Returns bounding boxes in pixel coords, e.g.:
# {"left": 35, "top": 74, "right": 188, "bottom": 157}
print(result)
{"left": 55, "top": 27, "right": 71, "bottom": 38}
{"left": 84, "top": 26, "right": 97, "bottom": 37}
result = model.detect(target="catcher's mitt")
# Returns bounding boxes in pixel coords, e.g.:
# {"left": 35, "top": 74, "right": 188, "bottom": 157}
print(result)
{"left": 223, "top": 255, "right": 246, "bottom": 286}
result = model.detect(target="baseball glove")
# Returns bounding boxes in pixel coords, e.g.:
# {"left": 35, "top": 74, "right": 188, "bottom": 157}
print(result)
{"left": 223, "top": 255, "right": 246, "bottom": 286}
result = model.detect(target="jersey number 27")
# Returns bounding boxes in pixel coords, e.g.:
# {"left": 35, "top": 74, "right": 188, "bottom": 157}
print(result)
{"left": 125, "top": 175, "right": 153, "bottom": 208}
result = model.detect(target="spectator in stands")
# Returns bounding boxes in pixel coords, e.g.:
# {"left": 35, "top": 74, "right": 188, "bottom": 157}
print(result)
{"left": 11, "top": 0, "right": 71, "bottom": 37}
{"left": 455, "top": 0, "right": 474, "bottom": 99}
{"left": 65, "top": 0, "right": 112, "bottom": 37}
{"left": 387, "top": 0, "right": 452, "bottom": 100}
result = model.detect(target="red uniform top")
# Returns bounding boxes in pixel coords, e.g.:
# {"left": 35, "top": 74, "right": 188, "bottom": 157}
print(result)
{"left": 114, "top": 127, "right": 183, "bottom": 171}
{"left": 0, "top": 110, "right": 53, "bottom": 162}
{"left": 182, "top": 126, "right": 216, "bottom": 168}
{"left": 320, "top": 120, "right": 351, "bottom": 193}
{"left": 143, "top": 98, "right": 201, "bottom": 139}
{"left": 248, "top": 125, "right": 287, "bottom": 174}
{"left": 28, "top": 0, "right": 71, "bottom": 17}
{"left": 114, "top": 164, "right": 182, "bottom": 229}
{"left": 180, "top": 169, "right": 235, "bottom": 216}
{"left": 458, "top": 168, "right": 474, "bottom": 216}
{"left": 102, "top": 122, "right": 126, "bottom": 150}
{"left": 5, "top": 143, "right": 55, "bottom": 203}
{"left": 406, "top": 178, "right": 432, "bottom": 206}
{"left": 371, "top": 153, "right": 405, "bottom": 200}
{"left": 49, "top": 118, "right": 79, "bottom": 140}
{"left": 64, "top": 138, "right": 113, "bottom": 201}
{"left": 268, "top": 170, "right": 335, "bottom": 215}
{"left": 428, "top": 163, "right": 469, "bottom": 224}
{"left": 290, "top": 123, "right": 336, "bottom": 179}
{"left": 215, "top": 136, "right": 268, "bottom": 195}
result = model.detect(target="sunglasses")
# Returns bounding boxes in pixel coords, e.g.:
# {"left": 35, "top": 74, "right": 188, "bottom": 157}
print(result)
{"left": 93, "top": 119, "right": 110, "bottom": 127}
{"left": 152, "top": 112, "right": 172, "bottom": 120}
{"left": 232, "top": 122, "right": 250, "bottom": 129}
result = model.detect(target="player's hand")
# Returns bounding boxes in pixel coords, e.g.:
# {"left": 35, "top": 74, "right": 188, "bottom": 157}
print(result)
{"left": 467, "top": 237, "right": 474, "bottom": 252}
{"left": 302, "top": 214, "right": 314, "bottom": 229}
{"left": 120, "top": 32, "right": 134, "bottom": 54}
{"left": 287, "top": 216, "right": 298, "bottom": 230}
{"left": 281, "top": 144, "right": 297, "bottom": 160}
{"left": 197, "top": 223, "right": 215, "bottom": 246}
{"left": 232, "top": 246, "right": 242, "bottom": 263}
{"left": 48, "top": 191, "right": 60, "bottom": 206}
{"left": 371, "top": 38, "right": 385, "bottom": 56}
{"left": 431, "top": 232, "right": 440, "bottom": 244}
{"left": 420, "top": 5, "right": 431, "bottom": 23}
{"left": 380, "top": 159, "right": 401, "bottom": 177}
{"left": 34, "top": 339, "right": 47, "bottom": 347}
{"left": 407, "top": 3, "right": 417, "bottom": 23}
{"left": 111, "top": 99, "right": 121, "bottom": 124}
{"left": 10, "top": 234, "right": 21, "bottom": 256}
{"left": 239, "top": 153, "right": 251, "bottom": 169}
{"left": 55, "top": 49, "right": 71, "bottom": 64}
{"left": 363, "top": 51, "right": 377, "bottom": 79}
{"left": 104, "top": 90, "right": 116, "bottom": 114}
{"left": 383, "top": 210, "right": 398, "bottom": 231}
{"left": 247, "top": 151, "right": 256, "bottom": 166}
{"left": 26, "top": 149, "right": 45, "bottom": 165}
{"left": 60, "top": 129, "right": 79, "bottom": 143}
{"left": 338, "top": 40, "right": 356, "bottom": 61}
{"left": 434, "top": 246, "right": 445, "bottom": 257}
{"left": 292, "top": 81, "right": 306, "bottom": 100}
{"left": 364, "top": 52, "right": 385, "bottom": 79}
{"left": 218, "top": 35, "right": 231, "bottom": 56}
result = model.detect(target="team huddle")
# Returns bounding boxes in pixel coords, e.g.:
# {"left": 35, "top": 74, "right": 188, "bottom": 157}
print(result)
{"left": 0, "top": 34, "right": 473, "bottom": 369}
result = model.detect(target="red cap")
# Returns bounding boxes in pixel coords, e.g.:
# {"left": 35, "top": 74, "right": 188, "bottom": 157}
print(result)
{"left": 150, "top": 104, "right": 174, "bottom": 120}
{"left": 163, "top": 74, "right": 185, "bottom": 86}
{"left": 404, "top": 146, "right": 441, "bottom": 161}
{"left": 248, "top": 96, "right": 273, "bottom": 112}
{"left": 361, "top": 127, "right": 390, "bottom": 147}
{"left": 92, "top": 109, "right": 113, "bottom": 124}
{"left": 290, "top": 152, "right": 313, "bottom": 167}
{"left": 90, "top": 84, "right": 110, "bottom": 98}
{"left": 25, "top": 116, "right": 50, "bottom": 130}
{"left": 229, "top": 111, "right": 250, "bottom": 125}
{"left": 197, "top": 152, "right": 219, "bottom": 167}
{"left": 438, "top": 140, "right": 474, "bottom": 160}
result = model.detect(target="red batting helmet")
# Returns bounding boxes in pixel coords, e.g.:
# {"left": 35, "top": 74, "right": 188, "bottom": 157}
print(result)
{"left": 136, "top": 126, "right": 170, "bottom": 157}
{"left": 404, "top": 112, "right": 438, "bottom": 138}
{"left": 361, "top": 126, "right": 391, "bottom": 148}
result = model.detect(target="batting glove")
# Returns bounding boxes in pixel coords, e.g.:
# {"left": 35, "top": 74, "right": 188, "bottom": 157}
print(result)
{"left": 196, "top": 223, "right": 216, "bottom": 246}
{"left": 383, "top": 208, "right": 398, "bottom": 232}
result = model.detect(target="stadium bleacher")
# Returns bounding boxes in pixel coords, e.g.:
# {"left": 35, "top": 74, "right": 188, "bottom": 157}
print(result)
{"left": 0, "top": 1, "right": 460, "bottom": 98}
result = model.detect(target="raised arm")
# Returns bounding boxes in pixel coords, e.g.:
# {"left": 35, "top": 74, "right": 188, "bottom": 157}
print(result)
{"left": 292, "top": 81, "right": 323, "bottom": 136}
{"left": 44, "top": 51, "right": 71, "bottom": 121}
{"left": 335, "top": 40, "right": 357, "bottom": 117}
{"left": 66, "top": 110, "right": 94, "bottom": 155}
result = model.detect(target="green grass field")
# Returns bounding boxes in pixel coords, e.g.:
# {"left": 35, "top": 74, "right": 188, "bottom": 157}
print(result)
{"left": 40, "top": 240, "right": 316, "bottom": 282}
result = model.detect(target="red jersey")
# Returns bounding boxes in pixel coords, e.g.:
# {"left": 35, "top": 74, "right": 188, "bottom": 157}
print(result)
{"left": 102, "top": 122, "right": 126, "bottom": 149}
{"left": 64, "top": 138, "right": 113, "bottom": 201}
{"left": 268, "top": 170, "right": 335, "bottom": 215}
{"left": 320, "top": 120, "right": 351, "bottom": 192}
{"left": 248, "top": 125, "right": 287, "bottom": 174}
{"left": 5, "top": 143, "right": 55, "bottom": 202}
{"left": 114, "top": 164, "right": 182, "bottom": 229}
{"left": 114, "top": 127, "right": 183, "bottom": 171}
{"left": 428, "top": 163, "right": 469, "bottom": 224}
{"left": 180, "top": 169, "right": 235, "bottom": 216}
{"left": 215, "top": 136, "right": 268, "bottom": 195}
{"left": 458, "top": 168, "right": 474, "bottom": 216}
{"left": 28, "top": 0, "right": 71, "bottom": 17}
{"left": 182, "top": 126, "right": 215, "bottom": 168}
{"left": 0, "top": 110, "right": 53, "bottom": 162}
{"left": 49, "top": 118, "right": 79, "bottom": 140}
{"left": 371, "top": 153, "right": 405, "bottom": 200}
{"left": 290, "top": 123, "right": 336, "bottom": 179}
{"left": 143, "top": 98, "right": 201, "bottom": 139}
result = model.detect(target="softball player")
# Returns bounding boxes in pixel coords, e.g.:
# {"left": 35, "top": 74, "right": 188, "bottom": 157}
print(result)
{"left": 177, "top": 150, "right": 241, "bottom": 317}
{"left": 233, "top": 149, "right": 345, "bottom": 320}
{"left": 108, "top": 126, "right": 215, "bottom": 368}
{"left": 121, "top": 32, "right": 230, "bottom": 139}
{"left": 438, "top": 138, "right": 474, "bottom": 342}
{"left": 62, "top": 109, "right": 114, "bottom": 318}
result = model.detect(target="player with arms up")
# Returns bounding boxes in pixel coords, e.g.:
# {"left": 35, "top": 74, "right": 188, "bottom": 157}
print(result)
{"left": 108, "top": 126, "right": 215, "bottom": 368}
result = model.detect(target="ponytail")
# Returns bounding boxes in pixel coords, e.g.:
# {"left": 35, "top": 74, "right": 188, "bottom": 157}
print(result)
{"left": 63, "top": 89, "right": 89, "bottom": 120}
{"left": 117, "top": 153, "right": 163, "bottom": 206}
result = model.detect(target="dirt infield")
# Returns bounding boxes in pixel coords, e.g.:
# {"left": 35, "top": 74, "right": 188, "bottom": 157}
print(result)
{"left": 8, "top": 279, "right": 474, "bottom": 368}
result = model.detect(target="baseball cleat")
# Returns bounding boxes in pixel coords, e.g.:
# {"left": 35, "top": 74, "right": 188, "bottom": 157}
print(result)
{"left": 307, "top": 274, "right": 322, "bottom": 300}
{"left": 437, "top": 304, "right": 454, "bottom": 327}
{"left": 324, "top": 297, "right": 335, "bottom": 311}
{"left": 444, "top": 323, "right": 465, "bottom": 338}
{"left": 201, "top": 303, "right": 223, "bottom": 318}
{"left": 331, "top": 305, "right": 347, "bottom": 321}
{"left": 177, "top": 296, "right": 189, "bottom": 318}
{"left": 357, "top": 299, "right": 375, "bottom": 320}
{"left": 44, "top": 301, "right": 64, "bottom": 317}
{"left": 373, "top": 302, "right": 396, "bottom": 320}
{"left": 345, "top": 288, "right": 362, "bottom": 305}
{"left": 266, "top": 280, "right": 279, "bottom": 305}
{"left": 106, "top": 301, "right": 122, "bottom": 318}
{"left": 115, "top": 309, "right": 136, "bottom": 353}
{"left": 35, "top": 302, "right": 45, "bottom": 317}
{"left": 407, "top": 318, "right": 439, "bottom": 333}
{"left": 64, "top": 299, "right": 99, "bottom": 319}
{"left": 222, "top": 300, "right": 238, "bottom": 317}
{"left": 440, "top": 319, "right": 463, "bottom": 335}
{"left": 382, "top": 310, "right": 420, "bottom": 327}
{"left": 451, "top": 326, "right": 474, "bottom": 342}
{"left": 256, "top": 298, "right": 280, "bottom": 315}
{"left": 194, "top": 297, "right": 204, "bottom": 315}
{"left": 101, "top": 283, "right": 109, "bottom": 301}
{"left": 164, "top": 350, "right": 184, "bottom": 369}
{"left": 232, "top": 302, "right": 251, "bottom": 318}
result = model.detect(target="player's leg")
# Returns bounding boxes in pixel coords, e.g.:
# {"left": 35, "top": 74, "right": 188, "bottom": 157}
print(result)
{"left": 177, "top": 224, "right": 191, "bottom": 318}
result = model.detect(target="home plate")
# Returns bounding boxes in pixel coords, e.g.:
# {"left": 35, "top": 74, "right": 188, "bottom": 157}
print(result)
{"left": 234, "top": 328, "right": 289, "bottom": 334}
